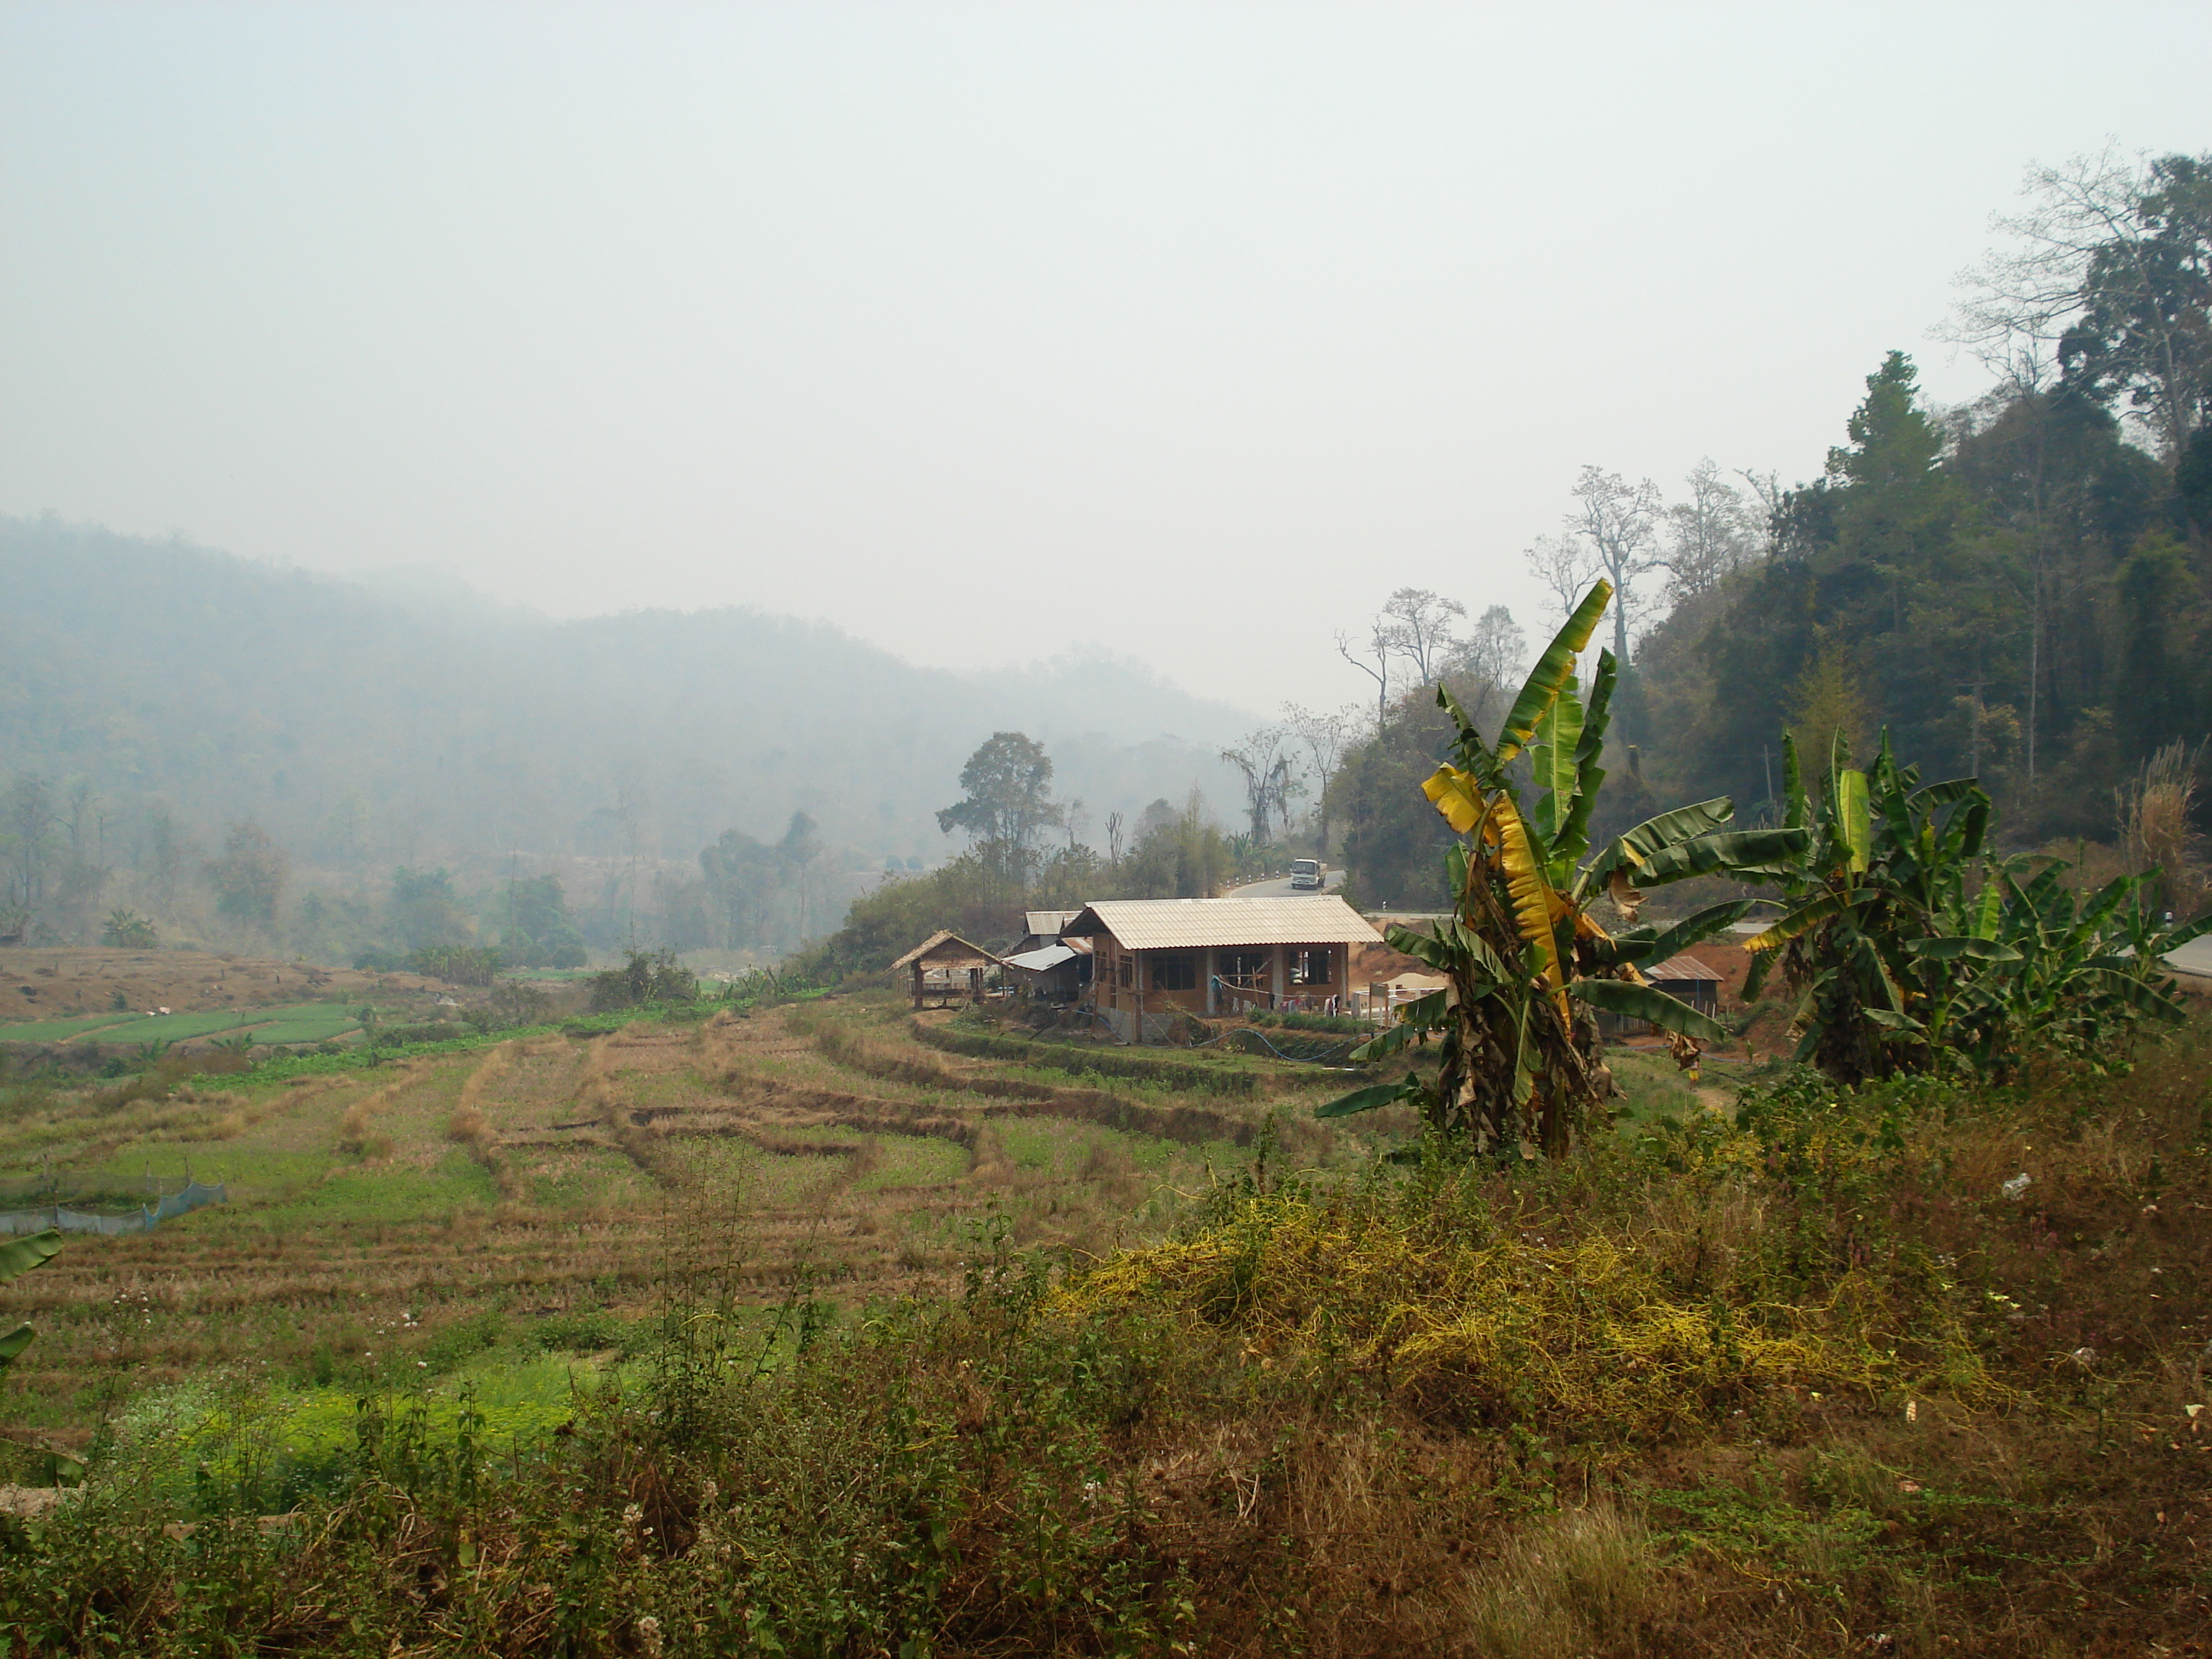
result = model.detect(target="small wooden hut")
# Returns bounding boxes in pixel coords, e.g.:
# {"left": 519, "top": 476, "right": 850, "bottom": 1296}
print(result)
{"left": 889, "top": 930, "right": 1002, "bottom": 1009}
{"left": 1645, "top": 953, "right": 1722, "bottom": 1019}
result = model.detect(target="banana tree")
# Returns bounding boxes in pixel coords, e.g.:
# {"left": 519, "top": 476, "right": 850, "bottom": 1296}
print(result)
{"left": 1743, "top": 729, "right": 2208, "bottom": 1082}
{"left": 1319, "top": 581, "right": 1807, "bottom": 1156}
{"left": 0, "top": 1228, "right": 63, "bottom": 1371}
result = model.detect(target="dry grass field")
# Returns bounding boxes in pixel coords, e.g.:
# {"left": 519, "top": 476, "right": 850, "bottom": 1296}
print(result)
{"left": 0, "top": 945, "right": 460, "bottom": 1030}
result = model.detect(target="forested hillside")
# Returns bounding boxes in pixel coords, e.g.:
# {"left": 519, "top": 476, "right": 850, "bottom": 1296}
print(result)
{"left": 0, "top": 518, "right": 1251, "bottom": 958}
{"left": 1330, "top": 150, "right": 2212, "bottom": 909}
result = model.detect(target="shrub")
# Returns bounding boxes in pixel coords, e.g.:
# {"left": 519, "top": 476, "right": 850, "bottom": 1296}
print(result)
{"left": 409, "top": 945, "right": 505, "bottom": 986}
{"left": 586, "top": 948, "right": 698, "bottom": 1012}
{"left": 99, "top": 909, "right": 158, "bottom": 949}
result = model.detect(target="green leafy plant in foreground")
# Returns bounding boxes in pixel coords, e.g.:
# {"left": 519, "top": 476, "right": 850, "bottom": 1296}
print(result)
{"left": 1319, "top": 580, "right": 1807, "bottom": 1155}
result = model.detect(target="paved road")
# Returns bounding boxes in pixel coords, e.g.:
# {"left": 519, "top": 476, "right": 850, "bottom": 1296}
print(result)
{"left": 2170, "top": 935, "right": 2212, "bottom": 979}
{"left": 1228, "top": 869, "right": 1346, "bottom": 899}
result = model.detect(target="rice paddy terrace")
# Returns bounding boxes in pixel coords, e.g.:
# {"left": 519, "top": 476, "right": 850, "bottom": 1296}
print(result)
{"left": 0, "top": 995, "right": 1347, "bottom": 1442}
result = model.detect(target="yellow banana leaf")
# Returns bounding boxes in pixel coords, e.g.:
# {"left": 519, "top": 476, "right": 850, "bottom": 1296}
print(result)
{"left": 1496, "top": 801, "right": 1569, "bottom": 1024}
{"left": 1422, "top": 765, "right": 1489, "bottom": 835}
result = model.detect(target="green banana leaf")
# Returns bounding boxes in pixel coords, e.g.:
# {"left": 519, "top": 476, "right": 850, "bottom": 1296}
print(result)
{"left": 1567, "top": 977, "right": 1727, "bottom": 1042}
{"left": 1579, "top": 797, "right": 1735, "bottom": 893}
{"left": 0, "top": 1229, "right": 62, "bottom": 1284}
{"left": 1435, "top": 683, "right": 1497, "bottom": 776}
{"left": 1617, "top": 899, "right": 1756, "bottom": 967}
{"left": 1495, "top": 580, "right": 1612, "bottom": 766}
{"left": 1632, "top": 827, "right": 1809, "bottom": 887}
{"left": 1529, "top": 680, "right": 1585, "bottom": 846}
{"left": 1905, "top": 936, "right": 2024, "bottom": 962}
{"left": 1745, "top": 889, "right": 1859, "bottom": 953}
{"left": 1552, "top": 649, "right": 1617, "bottom": 876}
{"left": 1314, "top": 1074, "right": 1424, "bottom": 1119}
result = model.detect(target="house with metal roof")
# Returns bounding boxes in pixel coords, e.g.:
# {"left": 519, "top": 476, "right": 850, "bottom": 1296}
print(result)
{"left": 1061, "top": 896, "right": 1383, "bottom": 1041}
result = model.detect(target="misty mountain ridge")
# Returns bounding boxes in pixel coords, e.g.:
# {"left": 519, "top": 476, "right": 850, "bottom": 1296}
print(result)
{"left": 1, "top": 516, "right": 1256, "bottom": 905}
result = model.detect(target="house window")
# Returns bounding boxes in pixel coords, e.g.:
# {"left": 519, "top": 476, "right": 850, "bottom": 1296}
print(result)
{"left": 1117, "top": 955, "right": 1133, "bottom": 989}
{"left": 1220, "top": 950, "right": 1269, "bottom": 989}
{"left": 1290, "top": 948, "right": 1332, "bottom": 986}
{"left": 1150, "top": 953, "right": 1197, "bottom": 992}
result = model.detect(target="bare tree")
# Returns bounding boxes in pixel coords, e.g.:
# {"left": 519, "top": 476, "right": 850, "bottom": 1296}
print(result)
{"left": 1282, "top": 702, "right": 1357, "bottom": 855}
{"left": 1220, "top": 727, "right": 1300, "bottom": 844}
{"left": 1336, "top": 620, "right": 1404, "bottom": 727}
{"left": 1440, "top": 605, "right": 1527, "bottom": 724}
{"left": 1379, "top": 587, "right": 1465, "bottom": 686}
{"left": 1947, "top": 144, "right": 2211, "bottom": 459}
{"left": 1105, "top": 809, "right": 1126, "bottom": 868}
{"left": 1662, "top": 459, "right": 1762, "bottom": 602}
{"left": 1524, "top": 533, "right": 1599, "bottom": 626}
{"left": 1568, "top": 465, "right": 1665, "bottom": 665}
{"left": 1732, "top": 467, "right": 1786, "bottom": 559}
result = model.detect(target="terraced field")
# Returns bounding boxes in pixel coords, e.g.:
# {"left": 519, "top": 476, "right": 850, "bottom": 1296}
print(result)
{"left": 0, "top": 994, "right": 1357, "bottom": 1444}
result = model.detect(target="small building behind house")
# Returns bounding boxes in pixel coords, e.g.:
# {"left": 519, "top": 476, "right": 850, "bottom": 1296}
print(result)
{"left": 1001, "top": 938, "right": 1092, "bottom": 1004}
{"left": 889, "top": 930, "right": 1002, "bottom": 1009}
{"left": 1061, "top": 896, "right": 1383, "bottom": 1044}
{"left": 1009, "top": 911, "right": 1079, "bottom": 956}
{"left": 1645, "top": 953, "right": 1722, "bottom": 1020}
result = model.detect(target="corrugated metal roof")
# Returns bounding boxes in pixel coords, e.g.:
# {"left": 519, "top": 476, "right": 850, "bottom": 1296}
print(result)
{"left": 1647, "top": 953, "right": 1721, "bottom": 982}
{"left": 1004, "top": 945, "right": 1079, "bottom": 973}
{"left": 1063, "top": 896, "right": 1383, "bottom": 952}
{"left": 888, "top": 930, "right": 1001, "bottom": 972}
{"left": 1022, "top": 910, "right": 1079, "bottom": 939}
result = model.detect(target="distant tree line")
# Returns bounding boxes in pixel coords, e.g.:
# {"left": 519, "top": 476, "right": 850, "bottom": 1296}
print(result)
{"left": 1326, "top": 147, "right": 2212, "bottom": 908}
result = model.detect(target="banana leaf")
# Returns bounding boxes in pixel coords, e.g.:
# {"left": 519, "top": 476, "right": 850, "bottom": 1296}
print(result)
{"left": 1745, "top": 889, "right": 1858, "bottom": 953}
{"left": 0, "top": 1229, "right": 61, "bottom": 1284}
{"left": 1393, "top": 988, "right": 1452, "bottom": 1028}
{"left": 1384, "top": 926, "right": 1460, "bottom": 974}
{"left": 1495, "top": 580, "right": 1612, "bottom": 766}
{"left": 1579, "top": 798, "right": 1735, "bottom": 892}
{"left": 1551, "top": 649, "right": 1617, "bottom": 876}
{"left": 1632, "top": 827, "right": 1809, "bottom": 887}
{"left": 2079, "top": 968, "right": 2185, "bottom": 1021}
{"left": 1316, "top": 1074, "right": 1424, "bottom": 1119}
{"left": 1617, "top": 899, "right": 1756, "bottom": 967}
{"left": 1781, "top": 732, "right": 1807, "bottom": 832}
{"left": 2159, "top": 911, "right": 2212, "bottom": 951}
{"left": 1905, "top": 936, "right": 2024, "bottom": 962}
{"left": 1422, "top": 765, "right": 1488, "bottom": 836}
{"left": 0, "top": 1324, "right": 34, "bottom": 1364}
{"left": 1496, "top": 802, "right": 1568, "bottom": 1020}
{"left": 1908, "top": 777, "right": 1983, "bottom": 809}
{"left": 1435, "top": 683, "right": 1497, "bottom": 776}
{"left": 1970, "top": 873, "right": 2002, "bottom": 940}
{"left": 1441, "top": 921, "right": 1512, "bottom": 984}
{"left": 1529, "top": 680, "right": 1584, "bottom": 847}
{"left": 1835, "top": 768, "right": 1871, "bottom": 873}
{"left": 1567, "top": 977, "right": 1727, "bottom": 1042}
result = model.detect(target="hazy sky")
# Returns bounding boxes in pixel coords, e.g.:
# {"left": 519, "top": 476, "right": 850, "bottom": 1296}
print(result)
{"left": 4, "top": 4, "right": 2208, "bottom": 716}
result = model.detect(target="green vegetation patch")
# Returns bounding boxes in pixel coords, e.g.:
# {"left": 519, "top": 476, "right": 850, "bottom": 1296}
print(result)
{"left": 0, "top": 1011, "right": 142, "bottom": 1043}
